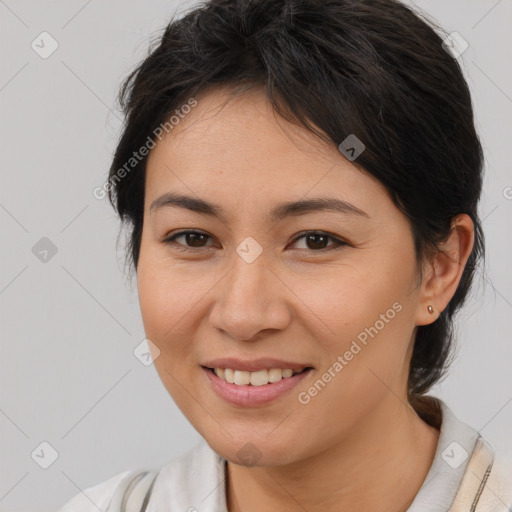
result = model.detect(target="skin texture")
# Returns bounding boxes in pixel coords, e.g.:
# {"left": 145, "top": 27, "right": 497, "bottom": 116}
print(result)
{"left": 137, "top": 85, "right": 474, "bottom": 512}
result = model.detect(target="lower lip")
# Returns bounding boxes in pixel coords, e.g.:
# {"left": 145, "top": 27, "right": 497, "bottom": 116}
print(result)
{"left": 202, "top": 366, "right": 313, "bottom": 407}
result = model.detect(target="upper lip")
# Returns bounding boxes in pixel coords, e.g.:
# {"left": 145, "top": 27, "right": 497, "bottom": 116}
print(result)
{"left": 201, "top": 357, "right": 313, "bottom": 372}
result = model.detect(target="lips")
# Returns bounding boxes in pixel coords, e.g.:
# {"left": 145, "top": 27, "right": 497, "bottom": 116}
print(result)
{"left": 201, "top": 359, "right": 314, "bottom": 407}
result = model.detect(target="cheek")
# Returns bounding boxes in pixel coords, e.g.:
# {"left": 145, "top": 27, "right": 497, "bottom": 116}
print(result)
{"left": 137, "top": 238, "right": 208, "bottom": 334}
{"left": 136, "top": 245, "right": 205, "bottom": 369}
{"left": 301, "top": 251, "right": 419, "bottom": 397}
{"left": 137, "top": 256, "right": 204, "bottom": 414}
{"left": 304, "top": 260, "right": 415, "bottom": 349}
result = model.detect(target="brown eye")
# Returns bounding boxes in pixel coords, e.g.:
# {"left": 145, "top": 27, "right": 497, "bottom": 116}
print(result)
{"left": 164, "top": 230, "right": 213, "bottom": 250}
{"left": 290, "top": 232, "right": 346, "bottom": 251}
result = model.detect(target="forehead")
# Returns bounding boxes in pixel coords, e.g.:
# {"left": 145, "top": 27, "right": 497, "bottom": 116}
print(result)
{"left": 144, "top": 87, "right": 389, "bottom": 219}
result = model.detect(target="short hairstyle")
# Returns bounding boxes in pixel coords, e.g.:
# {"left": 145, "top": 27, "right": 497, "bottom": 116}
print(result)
{"left": 107, "top": 0, "right": 484, "bottom": 398}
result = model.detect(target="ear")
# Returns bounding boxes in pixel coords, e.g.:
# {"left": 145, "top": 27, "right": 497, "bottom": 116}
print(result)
{"left": 416, "top": 214, "right": 475, "bottom": 326}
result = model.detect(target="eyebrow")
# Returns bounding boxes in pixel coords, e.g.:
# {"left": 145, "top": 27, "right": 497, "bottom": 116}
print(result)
{"left": 149, "top": 192, "right": 369, "bottom": 222}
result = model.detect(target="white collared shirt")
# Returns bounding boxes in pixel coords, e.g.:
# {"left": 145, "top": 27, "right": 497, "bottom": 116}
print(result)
{"left": 58, "top": 397, "right": 512, "bottom": 511}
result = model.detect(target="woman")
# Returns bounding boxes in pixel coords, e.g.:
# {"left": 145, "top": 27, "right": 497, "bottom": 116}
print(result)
{"left": 59, "top": 0, "right": 512, "bottom": 510}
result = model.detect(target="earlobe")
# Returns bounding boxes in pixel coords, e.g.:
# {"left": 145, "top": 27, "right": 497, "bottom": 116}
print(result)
{"left": 416, "top": 214, "right": 475, "bottom": 326}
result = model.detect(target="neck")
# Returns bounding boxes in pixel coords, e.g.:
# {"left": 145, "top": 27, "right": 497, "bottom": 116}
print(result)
{"left": 226, "top": 396, "right": 440, "bottom": 512}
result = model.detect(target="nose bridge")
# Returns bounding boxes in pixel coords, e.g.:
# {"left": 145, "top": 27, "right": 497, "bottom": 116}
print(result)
{"left": 229, "top": 241, "right": 267, "bottom": 303}
{"left": 210, "top": 239, "right": 289, "bottom": 340}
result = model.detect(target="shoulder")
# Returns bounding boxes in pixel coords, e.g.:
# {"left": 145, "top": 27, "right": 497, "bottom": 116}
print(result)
{"left": 443, "top": 422, "right": 512, "bottom": 510}
{"left": 411, "top": 397, "right": 512, "bottom": 511}
{"left": 478, "top": 449, "right": 512, "bottom": 510}
{"left": 57, "top": 469, "right": 138, "bottom": 511}
{"left": 57, "top": 440, "right": 225, "bottom": 511}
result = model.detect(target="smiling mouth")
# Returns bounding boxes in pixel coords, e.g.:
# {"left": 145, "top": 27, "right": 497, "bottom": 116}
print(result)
{"left": 203, "top": 366, "right": 313, "bottom": 386}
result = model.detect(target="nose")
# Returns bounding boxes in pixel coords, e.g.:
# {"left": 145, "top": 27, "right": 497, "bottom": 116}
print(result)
{"left": 208, "top": 246, "right": 291, "bottom": 342}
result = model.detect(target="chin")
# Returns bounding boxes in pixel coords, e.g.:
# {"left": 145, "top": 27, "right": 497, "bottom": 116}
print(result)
{"left": 203, "top": 431, "right": 306, "bottom": 467}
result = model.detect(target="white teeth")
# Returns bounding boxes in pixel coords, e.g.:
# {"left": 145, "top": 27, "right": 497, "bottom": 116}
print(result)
{"left": 268, "top": 368, "right": 283, "bottom": 383}
{"left": 250, "top": 370, "right": 268, "bottom": 386}
{"left": 224, "top": 368, "right": 234, "bottom": 383}
{"left": 234, "top": 370, "right": 250, "bottom": 385}
{"left": 213, "top": 367, "right": 304, "bottom": 386}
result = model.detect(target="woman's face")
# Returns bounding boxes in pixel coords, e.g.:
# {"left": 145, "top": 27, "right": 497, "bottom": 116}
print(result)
{"left": 137, "top": 86, "right": 426, "bottom": 465}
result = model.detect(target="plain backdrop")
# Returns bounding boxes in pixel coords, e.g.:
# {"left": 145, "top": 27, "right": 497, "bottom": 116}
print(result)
{"left": 1, "top": 1, "right": 511, "bottom": 510}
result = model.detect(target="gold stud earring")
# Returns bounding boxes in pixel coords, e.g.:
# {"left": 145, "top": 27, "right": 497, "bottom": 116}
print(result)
{"left": 427, "top": 305, "right": 434, "bottom": 314}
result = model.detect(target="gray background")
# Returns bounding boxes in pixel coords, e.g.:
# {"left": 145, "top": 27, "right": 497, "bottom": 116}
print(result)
{"left": 0, "top": 1, "right": 511, "bottom": 510}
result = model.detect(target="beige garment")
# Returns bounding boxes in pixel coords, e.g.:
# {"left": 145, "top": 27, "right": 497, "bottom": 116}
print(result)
{"left": 58, "top": 397, "right": 512, "bottom": 512}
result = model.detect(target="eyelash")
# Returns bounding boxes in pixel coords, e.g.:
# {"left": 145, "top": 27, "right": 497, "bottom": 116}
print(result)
{"left": 162, "top": 230, "right": 347, "bottom": 254}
